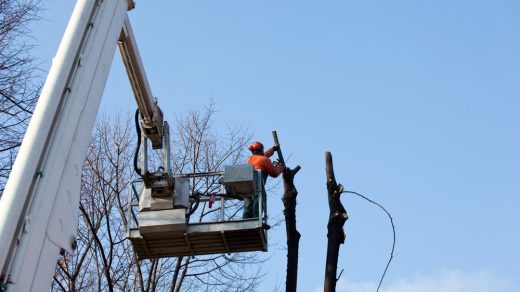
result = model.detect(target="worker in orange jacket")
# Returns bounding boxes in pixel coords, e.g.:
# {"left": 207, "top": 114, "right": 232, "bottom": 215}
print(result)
{"left": 243, "top": 141, "right": 284, "bottom": 219}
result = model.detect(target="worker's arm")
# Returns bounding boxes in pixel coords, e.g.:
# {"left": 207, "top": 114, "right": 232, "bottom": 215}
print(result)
{"left": 263, "top": 144, "right": 279, "bottom": 158}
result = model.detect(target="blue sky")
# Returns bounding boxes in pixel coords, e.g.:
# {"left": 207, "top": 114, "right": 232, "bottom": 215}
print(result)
{"left": 32, "top": 1, "right": 520, "bottom": 291}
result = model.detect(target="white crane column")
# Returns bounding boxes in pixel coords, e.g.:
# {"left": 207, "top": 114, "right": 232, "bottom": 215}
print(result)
{"left": 0, "top": 0, "right": 130, "bottom": 290}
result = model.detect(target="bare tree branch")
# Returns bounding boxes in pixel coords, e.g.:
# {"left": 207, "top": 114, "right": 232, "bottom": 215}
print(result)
{"left": 0, "top": 0, "right": 43, "bottom": 194}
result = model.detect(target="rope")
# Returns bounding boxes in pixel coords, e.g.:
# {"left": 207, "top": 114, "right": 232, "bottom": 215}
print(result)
{"left": 343, "top": 190, "right": 395, "bottom": 292}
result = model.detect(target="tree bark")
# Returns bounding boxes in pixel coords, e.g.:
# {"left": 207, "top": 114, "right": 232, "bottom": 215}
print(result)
{"left": 170, "top": 256, "right": 183, "bottom": 292}
{"left": 324, "top": 152, "right": 348, "bottom": 292}
{"left": 282, "top": 166, "right": 301, "bottom": 292}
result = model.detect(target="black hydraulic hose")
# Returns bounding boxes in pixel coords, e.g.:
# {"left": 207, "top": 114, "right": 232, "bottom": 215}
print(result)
{"left": 133, "top": 109, "right": 143, "bottom": 177}
{"left": 186, "top": 192, "right": 201, "bottom": 219}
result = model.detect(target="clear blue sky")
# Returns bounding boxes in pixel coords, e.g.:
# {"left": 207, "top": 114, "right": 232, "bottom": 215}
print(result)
{"left": 33, "top": 1, "right": 520, "bottom": 291}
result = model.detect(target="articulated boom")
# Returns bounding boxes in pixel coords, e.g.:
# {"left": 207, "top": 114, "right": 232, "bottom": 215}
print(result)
{"left": 118, "top": 19, "right": 165, "bottom": 149}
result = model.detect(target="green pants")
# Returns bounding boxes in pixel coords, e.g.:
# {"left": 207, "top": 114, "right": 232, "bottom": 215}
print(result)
{"left": 243, "top": 172, "right": 267, "bottom": 219}
{"left": 243, "top": 196, "right": 258, "bottom": 219}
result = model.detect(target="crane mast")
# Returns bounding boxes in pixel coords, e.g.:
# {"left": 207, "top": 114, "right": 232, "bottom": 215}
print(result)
{"left": 0, "top": 0, "right": 170, "bottom": 290}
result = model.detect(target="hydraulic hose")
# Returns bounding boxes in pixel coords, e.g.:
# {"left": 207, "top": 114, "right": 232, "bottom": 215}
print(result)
{"left": 133, "top": 109, "right": 144, "bottom": 178}
{"left": 186, "top": 191, "right": 201, "bottom": 220}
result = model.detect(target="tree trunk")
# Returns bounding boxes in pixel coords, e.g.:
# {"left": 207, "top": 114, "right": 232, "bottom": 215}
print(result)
{"left": 324, "top": 152, "right": 348, "bottom": 292}
{"left": 282, "top": 166, "right": 301, "bottom": 292}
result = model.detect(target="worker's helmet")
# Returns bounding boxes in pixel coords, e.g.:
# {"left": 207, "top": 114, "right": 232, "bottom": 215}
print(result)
{"left": 248, "top": 141, "right": 264, "bottom": 152}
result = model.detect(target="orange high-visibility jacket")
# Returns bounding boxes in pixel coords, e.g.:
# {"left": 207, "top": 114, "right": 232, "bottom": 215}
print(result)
{"left": 247, "top": 151, "right": 282, "bottom": 178}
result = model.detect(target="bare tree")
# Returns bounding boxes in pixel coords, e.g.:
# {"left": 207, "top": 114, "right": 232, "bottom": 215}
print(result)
{"left": 324, "top": 152, "right": 348, "bottom": 292}
{"left": 52, "top": 113, "right": 136, "bottom": 291}
{"left": 0, "top": 0, "right": 42, "bottom": 194}
{"left": 168, "top": 103, "right": 263, "bottom": 291}
{"left": 52, "top": 104, "right": 265, "bottom": 291}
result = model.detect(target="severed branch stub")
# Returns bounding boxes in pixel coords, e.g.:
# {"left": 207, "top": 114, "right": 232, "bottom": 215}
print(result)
{"left": 324, "top": 151, "right": 348, "bottom": 292}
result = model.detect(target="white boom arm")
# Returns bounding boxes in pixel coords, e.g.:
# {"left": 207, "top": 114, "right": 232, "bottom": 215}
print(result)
{"left": 119, "top": 19, "right": 164, "bottom": 149}
{"left": 0, "top": 0, "right": 163, "bottom": 290}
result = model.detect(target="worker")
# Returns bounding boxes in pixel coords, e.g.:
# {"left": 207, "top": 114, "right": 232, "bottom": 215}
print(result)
{"left": 243, "top": 141, "right": 284, "bottom": 219}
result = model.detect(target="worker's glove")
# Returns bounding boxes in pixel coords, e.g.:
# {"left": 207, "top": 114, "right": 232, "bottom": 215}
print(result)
{"left": 272, "top": 144, "right": 280, "bottom": 151}
{"left": 273, "top": 159, "right": 283, "bottom": 167}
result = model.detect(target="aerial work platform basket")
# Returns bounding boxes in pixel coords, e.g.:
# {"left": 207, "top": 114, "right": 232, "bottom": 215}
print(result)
{"left": 126, "top": 164, "right": 268, "bottom": 260}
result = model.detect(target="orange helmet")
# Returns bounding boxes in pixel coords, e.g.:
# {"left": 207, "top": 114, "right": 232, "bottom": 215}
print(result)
{"left": 248, "top": 141, "right": 264, "bottom": 151}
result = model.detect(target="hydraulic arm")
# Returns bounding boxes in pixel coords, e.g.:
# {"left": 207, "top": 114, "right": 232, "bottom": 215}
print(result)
{"left": 118, "top": 19, "right": 164, "bottom": 149}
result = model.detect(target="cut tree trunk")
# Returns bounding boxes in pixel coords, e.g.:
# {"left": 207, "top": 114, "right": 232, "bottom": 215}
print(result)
{"left": 324, "top": 152, "right": 348, "bottom": 292}
{"left": 282, "top": 166, "right": 301, "bottom": 292}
